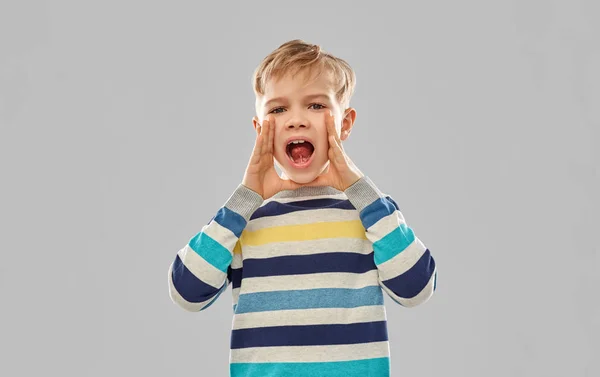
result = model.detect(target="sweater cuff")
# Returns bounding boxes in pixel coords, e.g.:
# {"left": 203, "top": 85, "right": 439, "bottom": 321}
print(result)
{"left": 344, "top": 176, "right": 385, "bottom": 213}
{"left": 223, "top": 184, "right": 264, "bottom": 222}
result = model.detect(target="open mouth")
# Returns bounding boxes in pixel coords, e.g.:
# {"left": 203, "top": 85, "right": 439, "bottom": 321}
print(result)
{"left": 286, "top": 139, "right": 315, "bottom": 166}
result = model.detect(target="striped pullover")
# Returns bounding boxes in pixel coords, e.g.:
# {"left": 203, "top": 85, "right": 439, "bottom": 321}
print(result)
{"left": 168, "top": 176, "right": 437, "bottom": 377}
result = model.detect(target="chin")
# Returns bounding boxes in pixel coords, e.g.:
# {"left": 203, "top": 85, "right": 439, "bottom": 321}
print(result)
{"left": 276, "top": 154, "right": 327, "bottom": 185}
{"left": 284, "top": 171, "right": 319, "bottom": 184}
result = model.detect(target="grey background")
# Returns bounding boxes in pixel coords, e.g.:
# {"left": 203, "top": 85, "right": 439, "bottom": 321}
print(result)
{"left": 1, "top": 1, "right": 597, "bottom": 376}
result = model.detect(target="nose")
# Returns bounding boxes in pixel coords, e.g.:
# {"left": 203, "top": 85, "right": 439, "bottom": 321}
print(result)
{"left": 284, "top": 114, "right": 310, "bottom": 130}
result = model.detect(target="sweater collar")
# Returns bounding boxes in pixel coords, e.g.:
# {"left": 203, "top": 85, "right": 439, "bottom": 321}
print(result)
{"left": 271, "top": 185, "right": 343, "bottom": 199}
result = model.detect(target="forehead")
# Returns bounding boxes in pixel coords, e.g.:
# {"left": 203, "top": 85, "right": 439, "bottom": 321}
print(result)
{"left": 263, "top": 68, "right": 335, "bottom": 99}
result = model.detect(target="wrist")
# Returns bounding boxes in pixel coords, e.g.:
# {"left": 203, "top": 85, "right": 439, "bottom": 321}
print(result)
{"left": 224, "top": 184, "right": 264, "bottom": 221}
{"left": 343, "top": 176, "right": 384, "bottom": 213}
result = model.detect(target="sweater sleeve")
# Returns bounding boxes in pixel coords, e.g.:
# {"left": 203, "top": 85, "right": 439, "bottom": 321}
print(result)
{"left": 344, "top": 177, "right": 437, "bottom": 308}
{"left": 168, "top": 184, "right": 264, "bottom": 312}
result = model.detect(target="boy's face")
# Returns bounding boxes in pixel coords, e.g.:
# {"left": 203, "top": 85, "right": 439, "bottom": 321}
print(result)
{"left": 253, "top": 69, "right": 355, "bottom": 185}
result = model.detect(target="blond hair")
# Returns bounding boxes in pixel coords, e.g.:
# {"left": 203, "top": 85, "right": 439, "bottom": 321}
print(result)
{"left": 252, "top": 39, "right": 356, "bottom": 109}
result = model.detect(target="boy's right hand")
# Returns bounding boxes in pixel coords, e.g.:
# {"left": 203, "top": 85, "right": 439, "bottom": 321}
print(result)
{"left": 242, "top": 115, "right": 301, "bottom": 200}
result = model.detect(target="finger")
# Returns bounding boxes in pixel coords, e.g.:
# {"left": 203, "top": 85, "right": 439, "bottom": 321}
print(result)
{"left": 329, "top": 134, "right": 345, "bottom": 164}
{"left": 325, "top": 111, "right": 345, "bottom": 153}
{"left": 331, "top": 112, "right": 345, "bottom": 150}
{"left": 325, "top": 111, "right": 339, "bottom": 142}
{"left": 325, "top": 111, "right": 335, "bottom": 138}
{"left": 267, "top": 115, "right": 275, "bottom": 154}
{"left": 249, "top": 133, "right": 263, "bottom": 167}
{"left": 261, "top": 118, "right": 270, "bottom": 155}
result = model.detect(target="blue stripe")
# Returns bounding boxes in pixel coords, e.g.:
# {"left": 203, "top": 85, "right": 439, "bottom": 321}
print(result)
{"left": 381, "top": 249, "right": 435, "bottom": 298}
{"left": 384, "top": 196, "right": 400, "bottom": 211}
{"left": 171, "top": 255, "right": 224, "bottom": 303}
{"left": 188, "top": 232, "right": 232, "bottom": 273}
{"left": 251, "top": 198, "right": 355, "bottom": 220}
{"left": 213, "top": 206, "right": 246, "bottom": 238}
{"left": 242, "top": 252, "right": 376, "bottom": 278}
{"left": 360, "top": 198, "right": 396, "bottom": 229}
{"left": 231, "top": 357, "right": 390, "bottom": 377}
{"left": 231, "top": 320, "right": 388, "bottom": 349}
{"left": 235, "top": 285, "right": 384, "bottom": 314}
{"left": 373, "top": 224, "right": 415, "bottom": 265}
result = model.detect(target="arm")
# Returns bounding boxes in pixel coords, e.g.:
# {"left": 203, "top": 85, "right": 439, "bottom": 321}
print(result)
{"left": 345, "top": 177, "right": 437, "bottom": 308}
{"left": 168, "top": 184, "right": 263, "bottom": 312}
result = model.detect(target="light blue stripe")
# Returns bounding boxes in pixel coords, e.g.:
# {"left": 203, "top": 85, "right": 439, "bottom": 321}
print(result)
{"left": 231, "top": 357, "right": 390, "bottom": 377}
{"left": 373, "top": 224, "right": 415, "bottom": 266}
{"left": 235, "top": 286, "right": 384, "bottom": 314}
{"left": 188, "top": 232, "right": 232, "bottom": 273}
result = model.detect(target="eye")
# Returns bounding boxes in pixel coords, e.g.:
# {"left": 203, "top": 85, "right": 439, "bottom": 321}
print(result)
{"left": 269, "top": 107, "right": 285, "bottom": 114}
{"left": 309, "top": 103, "right": 326, "bottom": 110}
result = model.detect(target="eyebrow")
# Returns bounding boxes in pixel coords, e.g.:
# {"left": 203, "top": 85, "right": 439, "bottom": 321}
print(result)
{"left": 264, "top": 93, "right": 330, "bottom": 109}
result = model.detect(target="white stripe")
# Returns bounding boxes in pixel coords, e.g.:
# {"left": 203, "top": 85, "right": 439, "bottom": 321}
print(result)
{"left": 366, "top": 211, "right": 405, "bottom": 236}
{"left": 241, "top": 238, "right": 373, "bottom": 259}
{"left": 202, "top": 221, "right": 238, "bottom": 254}
{"left": 177, "top": 245, "right": 226, "bottom": 289}
{"left": 232, "top": 305, "right": 387, "bottom": 329}
{"left": 376, "top": 237, "right": 427, "bottom": 281}
{"left": 380, "top": 267, "right": 436, "bottom": 307}
{"left": 231, "top": 250, "right": 243, "bottom": 269}
{"left": 230, "top": 341, "right": 390, "bottom": 363}
{"left": 246, "top": 207, "right": 360, "bottom": 231}
{"left": 167, "top": 262, "right": 214, "bottom": 312}
{"left": 232, "top": 287, "right": 240, "bottom": 305}
{"left": 241, "top": 270, "right": 380, "bottom": 294}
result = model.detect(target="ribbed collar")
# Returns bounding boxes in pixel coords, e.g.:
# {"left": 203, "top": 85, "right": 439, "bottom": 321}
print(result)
{"left": 271, "top": 185, "right": 343, "bottom": 199}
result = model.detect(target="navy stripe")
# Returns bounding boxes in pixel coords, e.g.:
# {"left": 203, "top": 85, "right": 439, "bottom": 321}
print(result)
{"left": 200, "top": 282, "right": 227, "bottom": 311}
{"left": 242, "top": 252, "right": 376, "bottom": 278}
{"left": 381, "top": 249, "right": 435, "bottom": 298}
{"left": 213, "top": 206, "right": 246, "bottom": 238}
{"left": 171, "top": 255, "right": 224, "bottom": 303}
{"left": 231, "top": 320, "right": 388, "bottom": 349}
{"left": 251, "top": 198, "right": 355, "bottom": 220}
{"left": 231, "top": 267, "right": 243, "bottom": 289}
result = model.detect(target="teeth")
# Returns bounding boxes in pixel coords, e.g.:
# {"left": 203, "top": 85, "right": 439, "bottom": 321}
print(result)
{"left": 288, "top": 139, "right": 306, "bottom": 145}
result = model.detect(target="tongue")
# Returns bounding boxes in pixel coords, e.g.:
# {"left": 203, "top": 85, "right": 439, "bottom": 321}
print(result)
{"left": 290, "top": 144, "right": 312, "bottom": 163}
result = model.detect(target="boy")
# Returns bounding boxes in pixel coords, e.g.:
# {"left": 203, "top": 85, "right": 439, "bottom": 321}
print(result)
{"left": 167, "top": 39, "right": 437, "bottom": 377}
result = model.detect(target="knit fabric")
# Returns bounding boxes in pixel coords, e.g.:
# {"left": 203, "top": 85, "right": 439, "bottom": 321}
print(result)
{"left": 168, "top": 177, "right": 437, "bottom": 377}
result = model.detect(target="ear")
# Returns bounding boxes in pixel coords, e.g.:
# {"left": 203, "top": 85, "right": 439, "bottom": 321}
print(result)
{"left": 340, "top": 108, "right": 356, "bottom": 141}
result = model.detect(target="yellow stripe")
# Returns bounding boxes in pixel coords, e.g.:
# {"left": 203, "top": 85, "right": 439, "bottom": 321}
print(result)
{"left": 240, "top": 220, "right": 367, "bottom": 246}
{"left": 233, "top": 241, "right": 242, "bottom": 254}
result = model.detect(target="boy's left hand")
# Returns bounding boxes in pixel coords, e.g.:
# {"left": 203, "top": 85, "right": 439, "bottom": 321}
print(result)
{"left": 306, "top": 111, "right": 364, "bottom": 191}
